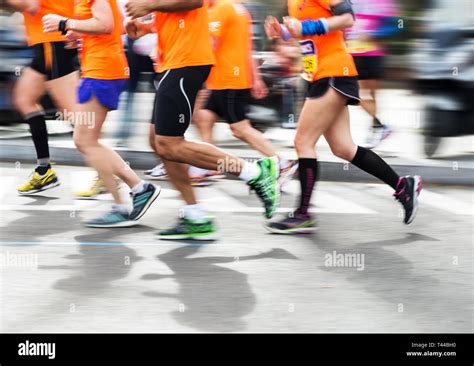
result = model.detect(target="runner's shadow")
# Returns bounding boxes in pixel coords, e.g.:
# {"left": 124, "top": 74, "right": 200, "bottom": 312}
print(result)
{"left": 313, "top": 232, "right": 471, "bottom": 329}
{"left": 142, "top": 246, "right": 297, "bottom": 332}
{"left": 39, "top": 227, "right": 154, "bottom": 295}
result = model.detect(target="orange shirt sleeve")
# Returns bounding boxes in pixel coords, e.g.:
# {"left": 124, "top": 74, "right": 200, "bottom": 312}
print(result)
{"left": 209, "top": 2, "right": 233, "bottom": 40}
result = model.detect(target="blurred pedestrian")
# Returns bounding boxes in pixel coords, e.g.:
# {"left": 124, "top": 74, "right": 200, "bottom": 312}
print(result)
{"left": 3, "top": 0, "right": 79, "bottom": 195}
{"left": 345, "top": 0, "right": 401, "bottom": 148}
{"left": 43, "top": 0, "right": 160, "bottom": 227}
{"left": 264, "top": 0, "right": 422, "bottom": 234}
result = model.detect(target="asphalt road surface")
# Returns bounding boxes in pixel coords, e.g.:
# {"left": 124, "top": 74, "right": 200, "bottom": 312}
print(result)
{"left": 0, "top": 163, "right": 472, "bottom": 333}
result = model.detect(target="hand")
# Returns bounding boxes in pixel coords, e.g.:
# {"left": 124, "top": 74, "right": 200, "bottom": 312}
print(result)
{"left": 283, "top": 16, "right": 302, "bottom": 38}
{"left": 124, "top": 19, "right": 142, "bottom": 39}
{"left": 63, "top": 30, "right": 79, "bottom": 49}
{"left": 125, "top": 0, "right": 152, "bottom": 19}
{"left": 42, "top": 14, "right": 64, "bottom": 33}
{"left": 25, "top": 0, "right": 39, "bottom": 15}
{"left": 264, "top": 16, "right": 281, "bottom": 39}
{"left": 251, "top": 78, "right": 268, "bottom": 100}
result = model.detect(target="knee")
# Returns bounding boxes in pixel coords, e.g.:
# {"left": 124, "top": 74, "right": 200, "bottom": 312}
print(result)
{"left": 13, "top": 93, "right": 32, "bottom": 115}
{"left": 330, "top": 144, "right": 356, "bottom": 161}
{"left": 73, "top": 134, "right": 91, "bottom": 154}
{"left": 294, "top": 133, "right": 313, "bottom": 155}
{"left": 155, "top": 137, "right": 179, "bottom": 161}
{"left": 230, "top": 124, "right": 247, "bottom": 140}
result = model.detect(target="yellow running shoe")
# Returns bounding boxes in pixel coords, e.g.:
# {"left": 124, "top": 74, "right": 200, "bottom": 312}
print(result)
{"left": 73, "top": 176, "right": 107, "bottom": 200}
{"left": 17, "top": 168, "right": 60, "bottom": 195}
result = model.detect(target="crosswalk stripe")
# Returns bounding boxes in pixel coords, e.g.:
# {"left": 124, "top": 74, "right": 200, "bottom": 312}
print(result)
{"left": 368, "top": 183, "right": 473, "bottom": 215}
{"left": 282, "top": 180, "right": 376, "bottom": 214}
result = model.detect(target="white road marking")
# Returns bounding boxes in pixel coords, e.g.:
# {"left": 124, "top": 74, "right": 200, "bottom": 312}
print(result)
{"left": 368, "top": 184, "right": 473, "bottom": 216}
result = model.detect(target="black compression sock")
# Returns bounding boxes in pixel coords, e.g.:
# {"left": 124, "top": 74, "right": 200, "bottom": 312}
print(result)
{"left": 25, "top": 113, "right": 50, "bottom": 162}
{"left": 351, "top": 146, "right": 399, "bottom": 190}
{"left": 297, "top": 158, "right": 319, "bottom": 215}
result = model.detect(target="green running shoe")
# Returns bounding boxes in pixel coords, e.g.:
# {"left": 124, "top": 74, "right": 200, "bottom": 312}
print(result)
{"left": 265, "top": 211, "right": 317, "bottom": 235}
{"left": 158, "top": 217, "right": 217, "bottom": 241}
{"left": 248, "top": 157, "right": 280, "bottom": 218}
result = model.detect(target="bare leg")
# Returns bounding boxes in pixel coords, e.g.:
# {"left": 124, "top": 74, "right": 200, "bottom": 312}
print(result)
{"left": 193, "top": 108, "right": 218, "bottom": 144}
{"left": 13, "top": 67, "right": 46, "bottom": 116}
{"left": 154, "top": 135, "right": 247, "bottom": 176}
{"left": 45, "top": 71, "right": 80, "bottom": 115}
{"left": 294, "top": 88, "right": 347, "bottom": 158}
{"left": 162, "top": 160, "right": 196, "bottom": 205}
{"left": 73, "top": 96, "right": 141, "bottom": 204}
{"left": 358, "top": 79, "right": 379, "bottom": 124}
{"left": 230, "top": 119, "right": 278, "bottom": 157}
{"left": 323, "top": 107, "right": 358, "bottom": 161}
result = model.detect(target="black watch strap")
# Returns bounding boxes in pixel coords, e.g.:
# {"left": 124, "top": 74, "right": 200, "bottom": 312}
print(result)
{"left": 58, "top": 19, "right": 69, "bottom": 35}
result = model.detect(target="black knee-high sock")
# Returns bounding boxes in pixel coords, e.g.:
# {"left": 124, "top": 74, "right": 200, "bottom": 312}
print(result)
{"left": 297, "top": 158, "right": 319, "bottom": 216}
{"left": 25, "top": 112, "right": 50, "bottom": 162}
{"left": 351, "top": 146, "right": 399, "bottom": 190}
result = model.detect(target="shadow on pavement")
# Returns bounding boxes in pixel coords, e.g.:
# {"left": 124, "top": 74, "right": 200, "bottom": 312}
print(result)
{"left": 39, "top": 226, "right": 154, "bottom": 295}
{"left": 142, "top": 246, "right": 297, "bottom": 332}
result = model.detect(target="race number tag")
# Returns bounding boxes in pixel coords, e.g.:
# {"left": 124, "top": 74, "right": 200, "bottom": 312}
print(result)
{"left": 300, "top": 40, "right": 317, "bottom": 81}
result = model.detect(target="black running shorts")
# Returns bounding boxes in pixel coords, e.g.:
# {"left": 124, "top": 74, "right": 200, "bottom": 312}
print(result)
{"left": 152, "top": 65, "right": 212, "bottom": 136}
{"left": 204, "top": 89, "right": 251, "bottom": 124}
{"left": 30, "top": 42, "right": 79, "bottom": 80}
{"left": 306, "top": 76, "right": 360, "bottom": 105}
{"left": 353, "top": 56, "right": 385, "bottom": 80}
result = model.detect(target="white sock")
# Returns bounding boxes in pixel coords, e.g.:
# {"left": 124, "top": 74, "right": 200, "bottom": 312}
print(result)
{"left": 112, "top": 204, "right": 129, "bottom": 215}
{"left": 182, "top": 204, "right": 207, "bottom": 222}
{"left": 279, "top": 158, "right": 291, "bottom": 170}
{"left": 131, "top": 180, "right": 147, "bottom": 195}
{"left": 238, "top": 161, "right": 261, "bottom": 182}
{"left": 188, "top": 166, "right": 208, "bottom": 177}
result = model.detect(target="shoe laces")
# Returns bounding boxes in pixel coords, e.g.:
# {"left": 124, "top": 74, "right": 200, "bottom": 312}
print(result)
{"left": 393, "top": 177, "right": 408, "bottom": 202}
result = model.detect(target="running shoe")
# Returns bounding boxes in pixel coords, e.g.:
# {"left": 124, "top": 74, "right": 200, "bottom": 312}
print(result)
{"left": 265, "top": 211, "right": 317, "bottom": 234}
{"left": 204, "top": 170, "right": 226, "bottom": 179}
{"left": 394, "top": 175, "right": 422, "bottom": 224}
{"left": 190, "top": 177, "right": 213, "bottom": 187}
{"left": 158, "top": 217, "right": 217, "bottom": 241}
{"left": 248, "top": 157, "right": 280, "bottom": 219}
{"left": 17, "top": 167, "right": 60, "bottom": 195}
{"left": 144, "top": 163, "right": 168, "bottom": 180}
{"left": 85, "top": 209, "right": 135, "bottom": 228}
{"left": 279, "top": 160, "right": 299, "bottom": 188}
{"left": 129, "top": 183, "right": 161, "bottom": 221}
{"left": 73, "top": 176, "right": 107, "bottom": 199}
{"left": 367, "top": 124, "right": 392, "bottom": 149}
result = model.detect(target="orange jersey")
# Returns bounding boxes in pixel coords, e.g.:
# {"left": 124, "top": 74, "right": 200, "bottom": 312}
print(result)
{"left": 288, "top": 0, "right": 357, "bottom": 81}
{"left": 206, "top": 0, "right": 252, "bottom": 90}
{"left": 23, "top": 0, "right": 75, "bottom": 46}
{"left": 75, "top": 0, "right": 128, "bottom": 79}
{"left": 154, "top": 3, "right": 215, "bottom": 73}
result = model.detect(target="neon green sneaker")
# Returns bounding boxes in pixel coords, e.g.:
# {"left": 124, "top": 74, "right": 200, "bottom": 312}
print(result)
{"left": 158, "top": 217, "right": 217, "bottom": 241}
{"left": 17, "top": 167, "right": 60, "bottom": 195}
{"left": 248, "top": 157, "right": 280, "bottom": 218}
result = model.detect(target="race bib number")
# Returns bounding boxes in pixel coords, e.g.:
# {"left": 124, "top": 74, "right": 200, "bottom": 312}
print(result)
{"left": 299, "top": 40, "right": 317, "bottom": 81}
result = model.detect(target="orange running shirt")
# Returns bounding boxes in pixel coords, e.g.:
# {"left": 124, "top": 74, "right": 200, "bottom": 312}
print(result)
{"left": 288, "top": 0, "right": 357, "bottom": 81}
{"left": 206, "top": 0, "right": 252, "bottom": 90}
{"left": 23, "top": 0, "right": 75, "bottom": 46}
{"left": 153, "top": 2, "right": 215, "bottom": 73}
{"left": 75, "top": 0, "right": 129, "bottom": 79}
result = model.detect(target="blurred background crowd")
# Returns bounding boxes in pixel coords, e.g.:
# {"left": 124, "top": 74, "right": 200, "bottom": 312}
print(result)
{"left": 0, "top": 0, "right": 472, "bottom": 158}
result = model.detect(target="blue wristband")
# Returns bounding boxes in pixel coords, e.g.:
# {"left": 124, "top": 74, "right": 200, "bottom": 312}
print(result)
{"left": 301, "top": 19, "right": 329, "bottom": 36}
